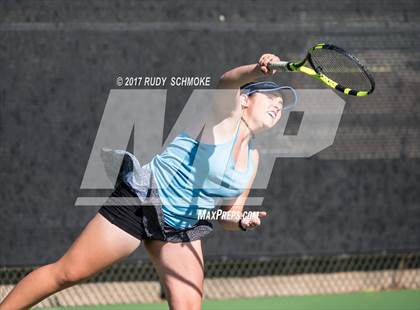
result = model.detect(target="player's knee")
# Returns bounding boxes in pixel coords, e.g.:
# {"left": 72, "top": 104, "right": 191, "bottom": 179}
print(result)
{"left": 168, "top": 289, "right": 203, "bottom": 310}
{"left": 54, "top": 262, "right": 89, "bottom": 286}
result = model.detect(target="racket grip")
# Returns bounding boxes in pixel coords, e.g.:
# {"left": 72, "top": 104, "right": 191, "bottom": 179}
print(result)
{"left": 268, "top": 61, "right": 290, "bottom": 72}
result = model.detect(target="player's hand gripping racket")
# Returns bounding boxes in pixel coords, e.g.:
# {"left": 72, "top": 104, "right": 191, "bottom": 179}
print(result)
{"left": 268, "top": 43, "right": 375, "bottom": 96}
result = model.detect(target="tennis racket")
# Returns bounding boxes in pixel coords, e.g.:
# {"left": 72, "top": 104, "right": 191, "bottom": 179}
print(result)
{"left": 268, "top": 43, "right": 375, "bottom": 96}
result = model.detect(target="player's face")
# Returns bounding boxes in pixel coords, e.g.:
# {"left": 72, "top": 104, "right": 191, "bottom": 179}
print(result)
{"left": 246, "top": 92, "right": 283, "bottom": 131}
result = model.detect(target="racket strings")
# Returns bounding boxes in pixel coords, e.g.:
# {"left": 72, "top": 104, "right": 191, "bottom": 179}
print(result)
{"left": 310, "top": 49, "right": 373, "bottom": 92}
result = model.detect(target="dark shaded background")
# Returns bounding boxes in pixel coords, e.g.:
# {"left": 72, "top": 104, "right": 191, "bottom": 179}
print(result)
{"left": 1, "top": 0, "right": 419, "bottom": 266}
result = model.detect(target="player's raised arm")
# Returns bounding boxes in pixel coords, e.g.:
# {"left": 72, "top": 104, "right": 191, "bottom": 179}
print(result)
{"left": 212, "top": 54, "right": 281, "bottom": 121}
{"left": 217, "top": 54, "right": 281, "bottom": 90}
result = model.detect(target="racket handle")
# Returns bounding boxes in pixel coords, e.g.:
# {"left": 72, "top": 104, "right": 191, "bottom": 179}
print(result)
{"left": 268, "top": 61, "right": 290, "bottom": 72}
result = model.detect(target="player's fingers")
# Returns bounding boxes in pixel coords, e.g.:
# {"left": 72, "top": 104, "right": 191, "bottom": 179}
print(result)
{"left": 258, "top": 211, "right": 267, "bottom": 218}
{"left": 262, "top": 54, "right": 277, "bottom": 65}
{"left": 269, "top": 55, "right": 281, "bottom": 63}
{"left": 260, "top": 66, "right": 269, "bottom": 74}
{"left": 260, "top": 54, "right": 273, "bottom": 67}
{"left": 266, "top": 55, "right": 281, "bottom": 68}
{"left": 259, "top": 53, "right": 271, "bottom": 63}
{"left": 258, "top": 56, "right": 267, "bottom": 66}
{"left": 250, "top": 218, "right": 261, "bottom": 227}
{"left": 265, "top": 58, "right": 279, "bottom": 75}
{"left": 262, "top": 57, "right": 271, "bottom": 67}
{"left": 241, "top": 217, "right": 251, "bottom": 226}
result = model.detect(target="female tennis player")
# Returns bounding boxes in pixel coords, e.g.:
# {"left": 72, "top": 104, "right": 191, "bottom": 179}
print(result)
{"left": 0, "top": 54, "right": 296, "bottom": 310}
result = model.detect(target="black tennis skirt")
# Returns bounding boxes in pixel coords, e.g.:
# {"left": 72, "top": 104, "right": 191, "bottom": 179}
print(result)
{"left": 98, "top": 168, "right": 213, "bottom": 243}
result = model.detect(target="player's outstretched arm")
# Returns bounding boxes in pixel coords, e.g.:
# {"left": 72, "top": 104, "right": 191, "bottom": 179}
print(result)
{"left": 217, "top": 54, "right": 281, "bottom": 89}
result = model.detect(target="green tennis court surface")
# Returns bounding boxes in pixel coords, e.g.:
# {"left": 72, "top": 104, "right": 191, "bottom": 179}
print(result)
{"left": 48, "top": 290, "right": 419, "bottom": 310}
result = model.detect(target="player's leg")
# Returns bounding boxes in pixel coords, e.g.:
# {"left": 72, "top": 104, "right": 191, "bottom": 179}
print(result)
{"left": 0, "top": 213, "right": 141, "bottom": 310}
{"left": 144, "top": 239, "right": 204, "bottom": 310}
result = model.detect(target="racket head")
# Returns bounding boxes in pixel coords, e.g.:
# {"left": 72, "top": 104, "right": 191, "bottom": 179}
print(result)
{"left": 302, "top": 43, "right": 375, "bottom": 96}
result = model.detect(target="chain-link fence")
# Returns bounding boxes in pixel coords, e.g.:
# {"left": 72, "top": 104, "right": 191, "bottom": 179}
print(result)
{"left": 1, "top": 252, "right": 419, "bottom": 307}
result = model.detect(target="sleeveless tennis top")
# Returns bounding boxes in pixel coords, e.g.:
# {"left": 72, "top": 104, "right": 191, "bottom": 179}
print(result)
{"left": 147, "top": 118, "right": 255, "bottom": 229}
